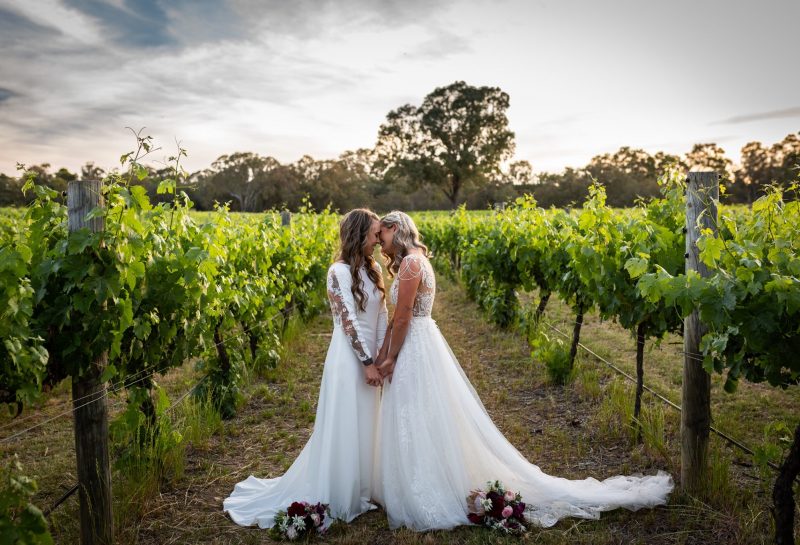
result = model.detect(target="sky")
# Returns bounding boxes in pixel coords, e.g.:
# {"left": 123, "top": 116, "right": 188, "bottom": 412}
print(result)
{"left": 0, "top": 0, "right": 798, "bottom": 176}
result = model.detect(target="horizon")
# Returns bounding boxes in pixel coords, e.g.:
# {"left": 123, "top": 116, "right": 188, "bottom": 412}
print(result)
{"left": 1, "top": 0, "right": 798, "bottom": 177}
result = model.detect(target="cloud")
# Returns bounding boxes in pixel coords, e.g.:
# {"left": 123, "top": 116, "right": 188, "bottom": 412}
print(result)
{"left": 62, "top": 0, "right": 176, "bottom": 47}
{"left": 0, "top": 5, "right": 59, "bottom": 47}
{"left": 0, "top": 88, "right": 15, "bottom": 103}
{"left": 0, "top": 0, "right": 460, "bottom": 174}
{"left": 1, "top": 0, "right": 797, "bottom": 176}
{"left": 712, "top": 107, "right": 800, "bottom": 125}
{"left": 399, "top": 28, "right": 473, "bottom": 61}
{"left": 2, "top": 0, "right": 107, "bottom": 46}
{"left": 229, "top": 0, "right": 452, "bottom": 40}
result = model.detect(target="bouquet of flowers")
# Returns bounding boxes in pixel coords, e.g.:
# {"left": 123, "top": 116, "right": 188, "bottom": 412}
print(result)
{"left": 467, "top": 480, "right": 528, "bottom": 535}
{"left": 270, "top": 501, "right": 330, "bottom": 541}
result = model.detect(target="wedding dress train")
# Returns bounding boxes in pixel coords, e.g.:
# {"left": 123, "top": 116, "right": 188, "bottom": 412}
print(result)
{"left": 373, "top": 254, "right": 673, "bottom": 531}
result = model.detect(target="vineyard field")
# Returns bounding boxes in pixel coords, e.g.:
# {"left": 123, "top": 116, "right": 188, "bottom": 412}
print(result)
{"left": 3, "top": 263, "right": 798, "bottom": 544}
{"left": 1, "top": 166, "right": 799, "bottom": 543}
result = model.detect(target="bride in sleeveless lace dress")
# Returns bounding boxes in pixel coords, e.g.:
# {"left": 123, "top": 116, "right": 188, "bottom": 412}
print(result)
{"left": 223, "top": 209, "right": 386, "bottom": 529}
{"left": 372, "top": 211, "right": 674, "bottom": 531}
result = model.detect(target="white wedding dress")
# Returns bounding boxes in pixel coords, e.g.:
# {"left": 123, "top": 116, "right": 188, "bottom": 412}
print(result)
{"left": 373, "top": 254, "right": 674, "bottom": 531}
{"left": 224, "top": 262, "right": 387, "bottom": 528}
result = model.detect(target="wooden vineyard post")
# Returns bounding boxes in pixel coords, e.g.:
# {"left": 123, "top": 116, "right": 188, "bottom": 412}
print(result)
{"left": 68, "top": 179, "right": 113, "bottom": 545}
{"left": 280, "top": 209, "right": 293, "bottom": 326}
{"left": 681, "top": 171, "right": 718, "bottom": 495}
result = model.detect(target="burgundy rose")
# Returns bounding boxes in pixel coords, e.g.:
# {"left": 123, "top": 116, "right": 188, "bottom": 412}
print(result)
{"left": 467, "top": 513, "right": 484, "bottom": 525}
{"left": 486, "top": 492, "right": 504, "bottom": 519}
{"left": 287, "top": 501, "right": 306, "bottom": 518}
{"left": 513, "top": 502, "right": 526, "bottom": 518}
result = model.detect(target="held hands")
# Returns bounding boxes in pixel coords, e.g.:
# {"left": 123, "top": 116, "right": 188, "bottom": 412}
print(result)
{"left": 376, "top": 356, "right": 396, "bottom": 383}
{"left": 364, "top": 363, "right": 383, "bottom": 387}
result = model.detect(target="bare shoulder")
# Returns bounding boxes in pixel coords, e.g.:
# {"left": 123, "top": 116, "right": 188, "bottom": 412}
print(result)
{"left": 399, "top": 253, "right": 425, "bottom": 280}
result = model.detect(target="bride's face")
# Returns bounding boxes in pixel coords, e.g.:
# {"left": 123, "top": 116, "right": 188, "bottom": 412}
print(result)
{"left": 363, "top": 219, "right": 381, "bottom": 256}
{"left": 379, "top": 223, "right": 397, "bottom": 255}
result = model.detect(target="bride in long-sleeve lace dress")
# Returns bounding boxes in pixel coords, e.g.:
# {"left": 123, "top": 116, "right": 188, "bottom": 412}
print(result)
{"left": 223, "top": 209, "right": 387, "bottom": 529}
{"left": 372, "top": 210, "right": 674, "bottom": 531}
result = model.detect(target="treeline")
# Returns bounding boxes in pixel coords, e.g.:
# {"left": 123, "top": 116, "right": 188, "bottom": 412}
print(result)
{"left": 1, "top": 80, "right": 797, "bottom": 211}
{"left": 2, "top": 133, "right": 797, "bottom": 212}
{"left": 529, "top": 136, "right": 800, "bottom": 207}
{"left": 3, "top": 134, "right": 796, "bottom": 212}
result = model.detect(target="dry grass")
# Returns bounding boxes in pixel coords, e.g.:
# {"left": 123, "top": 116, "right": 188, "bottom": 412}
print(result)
{"left": 523, "top": 289, "right": 800, "bottom": 468}
{"left": 2, "top": 274, "right": 798, "bottom": 544}
{"left": 0, "top": 358, "right": 210, "bottom": 542}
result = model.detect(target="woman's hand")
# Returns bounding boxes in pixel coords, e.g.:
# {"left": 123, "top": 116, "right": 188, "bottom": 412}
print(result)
{"left": 364, "top": 363, "right": 383, "bottom": 387}
{"left": 376, "top": 356, "right": 396, "bottom": 383}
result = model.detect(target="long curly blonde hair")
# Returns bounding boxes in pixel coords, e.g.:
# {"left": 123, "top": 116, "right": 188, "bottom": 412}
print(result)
{"left": 380, "top": 210, "right": 429, "bottom": 277}
{"left": 336, "top": 208, "right": 385, "bottom": 311}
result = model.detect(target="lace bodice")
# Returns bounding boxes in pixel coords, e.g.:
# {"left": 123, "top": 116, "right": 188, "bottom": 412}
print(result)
{"left": 390, "top": 254, "right": 435, "bottom": 317}
{"left": 327, "top": 262, "right": 388, "bottom": 363}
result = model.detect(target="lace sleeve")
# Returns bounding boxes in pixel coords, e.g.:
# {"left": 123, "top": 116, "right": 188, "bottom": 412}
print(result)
{"left": 327, "top": 265, "right": 373, "bottom": 364}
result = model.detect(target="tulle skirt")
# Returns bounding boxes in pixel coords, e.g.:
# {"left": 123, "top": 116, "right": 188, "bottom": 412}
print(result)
{"left": 373, "top": 317, "right": 673, "bottom": 531}
{"left": 223, "top": 326, "right": 379, "bottom": 528}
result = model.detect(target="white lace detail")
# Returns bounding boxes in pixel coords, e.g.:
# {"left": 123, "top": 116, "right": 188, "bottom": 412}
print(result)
{"left": 327, "top": 264, "right": 372, "bottom": 363}
{"left": 390, "top": 254, "right": 435, "bottom": 317}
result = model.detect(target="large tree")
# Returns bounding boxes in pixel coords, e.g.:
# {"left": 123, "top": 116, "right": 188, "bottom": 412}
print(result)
{"left": 375, "top": 81, "right": 515, "bottom": 207}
